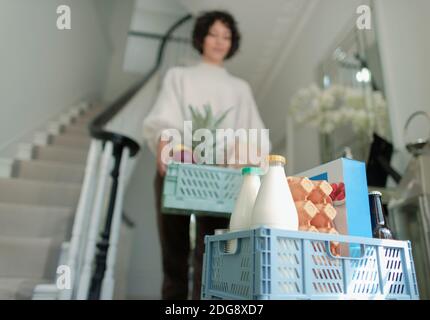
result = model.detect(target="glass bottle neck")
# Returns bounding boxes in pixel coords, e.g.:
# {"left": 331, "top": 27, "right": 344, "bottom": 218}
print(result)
{"left": 269, "top": 161, "right": 285, "bottom": 167}
{"left": 243, "top": 174, "right": 260, "bottom": 181}
{"left": 369, "top": 195, "right": 386, "bottom": 225}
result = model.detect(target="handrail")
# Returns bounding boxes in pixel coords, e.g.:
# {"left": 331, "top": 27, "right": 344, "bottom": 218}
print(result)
{"left": 128, "top": 30, "right": 190, "bottom": 44}
{"left": 89, "top": 13, "right": 193, "bottom": 156}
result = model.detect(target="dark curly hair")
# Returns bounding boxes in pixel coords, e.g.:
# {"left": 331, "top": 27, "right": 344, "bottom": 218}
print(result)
{"left": 192, "top": 11, "right": 241, "bottom": 60}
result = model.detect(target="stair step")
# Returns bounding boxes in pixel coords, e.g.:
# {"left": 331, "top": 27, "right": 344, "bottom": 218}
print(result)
{"left": 0, "top": 203, "right": 73, "bottom": 239}
{"left": 51, "top": 134, "right": 91, "bottom": 149}
{"left": 65, "top": 123, "right": 91, "bottom": 135}
{"left": 69, "top": 121, "right": 90, "bottom": 128}
{"left": 74, "top": 114, "right": 97, "bottom": 123}
{"left": 83, "top": 106, "right": 105, "bottom": 116}
{"left": 82, "top": 113, "right": 102, "bottom": 121}
{"left": 0, "top": 236, "right": 62, "bottom": 279}
{"left": 59, "top": 130, "right": 90, "bottom": 140}
{"left": 34, "top": 145, "right": 88, "bottom": 164}
{"left": 64, "top": 125, "right": 89, "bottom": 135}
{"left": 71, "top": 119, "right": 90, "bottom": 127}
{"left": 0, "top": 277, "right": 50, "bottom": 300}
{"left": 0, "top": 178, "right": 81, "bottom": 207}
{"left": 13, "top": 159, "right": 85, "bottom": 184}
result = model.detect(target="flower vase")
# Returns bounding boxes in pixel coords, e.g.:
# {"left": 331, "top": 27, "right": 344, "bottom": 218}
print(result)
{"left": 355, "top": 132, "right": 371, "bottom": 162}
{"left": 320, "top": 133, "right": 334, "bottom": 163}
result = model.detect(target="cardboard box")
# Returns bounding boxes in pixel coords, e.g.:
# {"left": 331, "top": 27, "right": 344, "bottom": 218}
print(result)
{"left": 296, "top": 158, "right": 372, "bottom": 238}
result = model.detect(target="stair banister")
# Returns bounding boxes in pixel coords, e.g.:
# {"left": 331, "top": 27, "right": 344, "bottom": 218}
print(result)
{"left": 58, "top": 140, "right": 102, "bottom": 300}
{"left": 76, "top": 141, "right": 114, "bottom": 299}
{"left": 100, "top": 147, "right": 130, "bottom": 300}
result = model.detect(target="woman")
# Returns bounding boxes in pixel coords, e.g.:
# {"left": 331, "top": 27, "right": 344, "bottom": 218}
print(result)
{"left": 143, "top": 10, "right": 270, "bottom": 300}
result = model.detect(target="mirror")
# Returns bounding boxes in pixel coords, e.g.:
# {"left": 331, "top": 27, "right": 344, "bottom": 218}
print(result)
{"left": 316, "top": 2, "right": 392, "bottom": 163}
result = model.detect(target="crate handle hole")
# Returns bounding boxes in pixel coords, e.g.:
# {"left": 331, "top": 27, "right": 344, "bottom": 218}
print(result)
{"left": 219, "top": 239, "right": 240, "bottom": 255}
{"left": 325, "top": 241, "right": 366, "bottom": 260}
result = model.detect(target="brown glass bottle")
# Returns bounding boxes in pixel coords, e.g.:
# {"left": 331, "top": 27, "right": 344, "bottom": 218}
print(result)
{"left": 368, "top": 191, "right": 394, "bottom": 239}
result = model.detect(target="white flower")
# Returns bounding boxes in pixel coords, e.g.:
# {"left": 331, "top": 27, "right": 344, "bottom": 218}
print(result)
{"left": 289, "top": 84, "right": 389, "bottom": 137}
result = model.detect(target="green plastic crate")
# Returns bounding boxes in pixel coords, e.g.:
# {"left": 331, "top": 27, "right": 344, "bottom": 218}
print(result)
{"left": 162, "top": 163, "right": 242, "bottom": 217}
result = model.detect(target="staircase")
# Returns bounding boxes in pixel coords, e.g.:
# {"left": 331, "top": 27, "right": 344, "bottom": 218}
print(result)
{"left": 0, "top": 104, "right": 103, "bottom": 299}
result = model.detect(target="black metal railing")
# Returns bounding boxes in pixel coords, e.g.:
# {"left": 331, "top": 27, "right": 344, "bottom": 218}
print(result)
{"left": 87, "top": 13, "right": 193, "bottom": 300}
{"left": 128, "top": 30, "right": 190, "bottom": 44}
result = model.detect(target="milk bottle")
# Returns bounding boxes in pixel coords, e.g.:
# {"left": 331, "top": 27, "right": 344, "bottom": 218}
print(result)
{"left": 251, "top": 155, "right": 298, "bottom": 230}
{"left": 229, "top": 167, "right": 261, "bottom": 231}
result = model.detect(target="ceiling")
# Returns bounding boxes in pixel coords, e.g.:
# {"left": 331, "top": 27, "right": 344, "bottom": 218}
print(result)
{"left": 178, "top": 0, "right": 314, "bottom": 97}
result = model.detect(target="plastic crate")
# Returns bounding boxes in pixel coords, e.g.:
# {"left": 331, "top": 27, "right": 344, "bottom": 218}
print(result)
{"left": 202, "top": 227, "right": 420, "bottom": 300}
{"left": 162, "top": 163, "right": 242, "bottom": 216}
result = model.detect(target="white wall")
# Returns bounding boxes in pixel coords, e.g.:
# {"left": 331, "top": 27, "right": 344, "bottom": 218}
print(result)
{"left": 374, "top": 0, "right": 430, "bottom": 172}
{"left": 132, "top": 0, "right": 189, "bottom": 33}
{"left": 102, "top": 0, "right": 142, "bottom": 103}
{"left": 0, "top": 0, "right": 111, "bottom": 154}
{"left": 123, "top": 0, "right": 190, "bottom": 75}
{"left": 123, "top": 148, "right": 161, "bottom": 299}
{"left": 258, "top": 0, "right": 364, "bottom": 174}
{"left": 102, "top": 0, "right": 190, "bottom": 102}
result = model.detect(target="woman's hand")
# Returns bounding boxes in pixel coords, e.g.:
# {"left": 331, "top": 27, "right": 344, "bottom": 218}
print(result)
{"left": 157, "top": 139, "right": 169, "bottom": 177}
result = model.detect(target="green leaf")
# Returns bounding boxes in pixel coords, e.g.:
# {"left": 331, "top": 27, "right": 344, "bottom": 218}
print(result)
{"left": 188, "top": 103, "right": 233, "bottom": 153}
{"left": 213, "top": 107, "right": 233, "bottom": 128}
{"left": 189, "top": 105, "right": 204, "bottom": 128}
{"left": 203, "top": 104, "right": 211, "bottom": 128}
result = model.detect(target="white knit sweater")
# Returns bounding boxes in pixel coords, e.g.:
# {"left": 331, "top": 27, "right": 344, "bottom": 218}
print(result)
{"left": 142, "top": 61, "right": 271, "bottom": 160}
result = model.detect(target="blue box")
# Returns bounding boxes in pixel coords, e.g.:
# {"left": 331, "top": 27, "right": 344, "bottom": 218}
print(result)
{"left": 296, "top": 158, "right": 373, "bottom": 238}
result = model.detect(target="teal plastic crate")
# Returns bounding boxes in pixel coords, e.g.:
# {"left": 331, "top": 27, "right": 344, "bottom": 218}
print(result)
{"left": 202, "top": 227, "right": 420, "bottom": 300}
{"left": 162, "top": 163, "right": 242, "bottom": 216}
